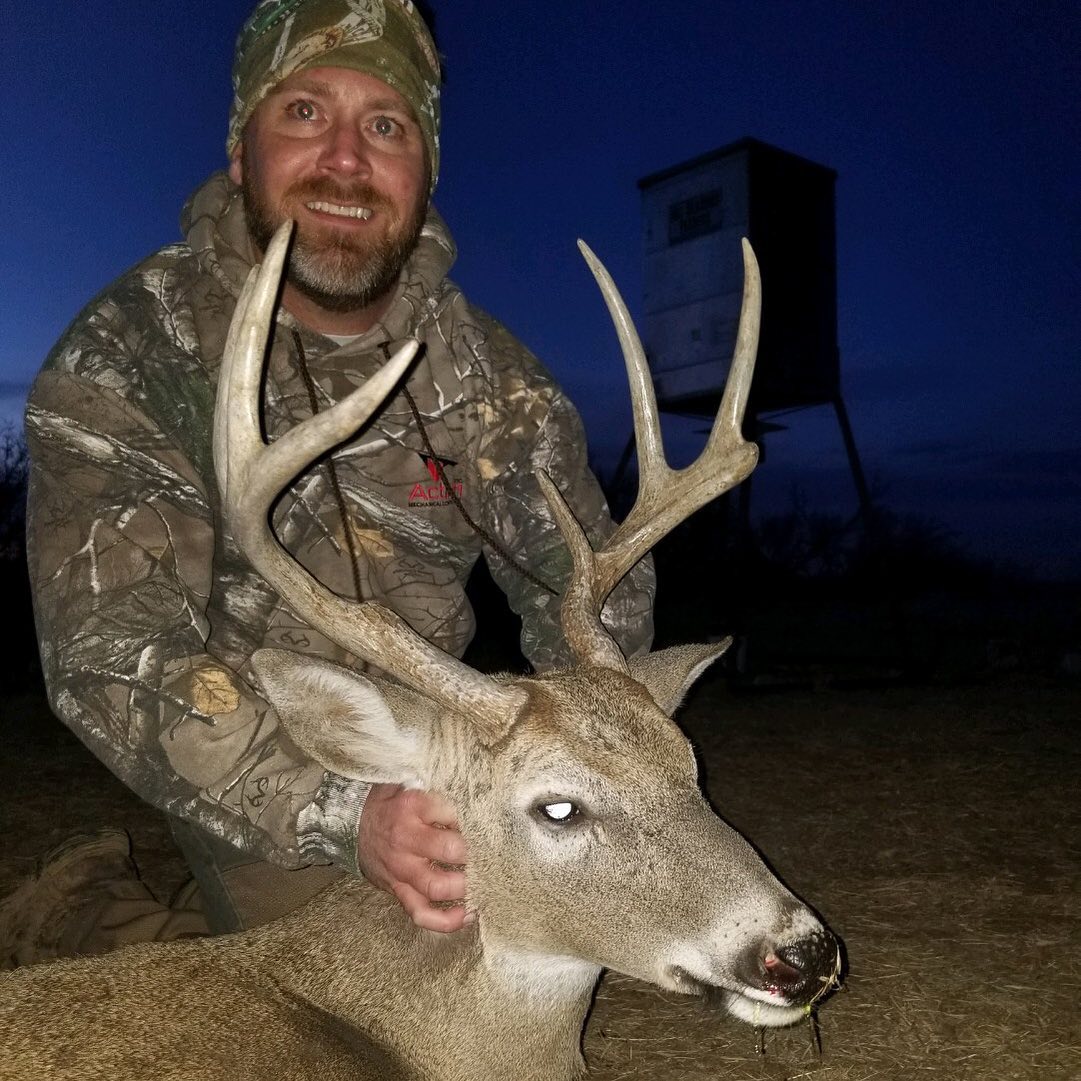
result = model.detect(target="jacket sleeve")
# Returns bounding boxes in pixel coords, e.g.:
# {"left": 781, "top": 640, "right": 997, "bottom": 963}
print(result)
{"left": 24, "top": 287, "right": 367, "bottom": 874}
{"left": 475, "top": 323, "right": 655, "bottom": 671}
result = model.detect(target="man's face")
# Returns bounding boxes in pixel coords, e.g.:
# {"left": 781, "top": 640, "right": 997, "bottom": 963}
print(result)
{"left": 230, "top": 66, "right": 430, "bottom": 314}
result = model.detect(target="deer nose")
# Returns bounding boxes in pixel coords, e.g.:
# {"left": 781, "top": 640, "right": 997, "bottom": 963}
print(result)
{"left": 761, "top": 929, "right": 839, "bottom": 1004}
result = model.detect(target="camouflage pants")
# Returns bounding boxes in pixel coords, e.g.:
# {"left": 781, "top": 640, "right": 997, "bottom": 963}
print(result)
{"left": 169, "top": 818, "right": 344, "bottom": 934}
{"left": 8, "top": 820, "right": 344, "bottom": 966}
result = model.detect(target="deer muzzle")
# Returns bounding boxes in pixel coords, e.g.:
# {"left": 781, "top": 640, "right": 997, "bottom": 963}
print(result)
{"left": 722, "top": 922, "right": 840, "bottom": 1026}
{"left": 661, "top": 900, "right": 840, "bottom": 1028}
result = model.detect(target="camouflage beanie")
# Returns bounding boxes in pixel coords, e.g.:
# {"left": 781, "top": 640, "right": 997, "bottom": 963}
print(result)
{"left": 228, "top": 0, "right": 442, "bottom": 190}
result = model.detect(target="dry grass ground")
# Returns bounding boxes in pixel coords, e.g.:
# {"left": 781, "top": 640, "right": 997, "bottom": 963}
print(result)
{"left": 2, "top": 673, "right": 1078, "bottom": 1080}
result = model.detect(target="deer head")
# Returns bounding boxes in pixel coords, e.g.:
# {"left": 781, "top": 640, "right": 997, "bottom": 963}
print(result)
{"left": 214, "top": 222, "right": 839, "bottom": 1027}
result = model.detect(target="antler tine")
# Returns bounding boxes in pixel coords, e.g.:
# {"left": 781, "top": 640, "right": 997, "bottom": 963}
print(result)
{"left": 213, "top": 231, "right": 271, "bottom": 499}
{"left": 536, "top": 240, "right": 762, "bottom": 670}
{"left": 710, "top": 238, "right": 760, "bottom": 454}
{"left": 591, "top": 238, "right": 761, "bottom": 600}
{"left": 215, "top": 220, "right": 527, "bottom": 735}
{"left": 577, "top": 241, "right": 666, "bottom": 479}
{"left": 535, "top": 468, "right": 629, "bottom": 672}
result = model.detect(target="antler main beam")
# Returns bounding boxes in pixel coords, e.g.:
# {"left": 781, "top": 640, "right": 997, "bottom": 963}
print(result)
{"left": 214, "top": 221, "right": 527, "bottom": 735}
{"left": 538, "top": 239, "right": 761, "bottom": 671}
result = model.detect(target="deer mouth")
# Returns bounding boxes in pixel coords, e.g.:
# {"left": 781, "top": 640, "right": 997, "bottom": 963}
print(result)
{"left": 665, "top": 966, "right": 809, "bottom": 1027}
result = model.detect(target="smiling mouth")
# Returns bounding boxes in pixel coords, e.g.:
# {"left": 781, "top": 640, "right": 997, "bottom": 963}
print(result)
{"left": 306, "top": 200, "right": 373, "bottom": 220}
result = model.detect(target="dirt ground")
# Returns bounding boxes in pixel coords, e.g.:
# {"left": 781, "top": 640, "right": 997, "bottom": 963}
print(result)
{"left": 2, "top": 672, "right": 1078, "bottom": 1080}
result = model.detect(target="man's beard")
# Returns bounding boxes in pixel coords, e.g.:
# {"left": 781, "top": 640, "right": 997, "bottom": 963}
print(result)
{"left": 243, "top": 172, "right": 428, "bottom": 314}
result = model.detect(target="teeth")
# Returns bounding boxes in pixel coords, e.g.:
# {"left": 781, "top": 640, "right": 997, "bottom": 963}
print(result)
{"left": 306, "top": 201, "right": 372, "bottom": 220}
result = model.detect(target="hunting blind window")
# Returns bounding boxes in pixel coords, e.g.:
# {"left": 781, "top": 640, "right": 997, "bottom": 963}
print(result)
{"left": 668, "top": 189, "right": 724, "bottom": 245}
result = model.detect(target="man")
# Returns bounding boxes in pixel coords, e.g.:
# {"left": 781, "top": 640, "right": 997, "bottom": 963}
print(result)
{"left": 3, "top": 0, "right": 653, "bottom": 966}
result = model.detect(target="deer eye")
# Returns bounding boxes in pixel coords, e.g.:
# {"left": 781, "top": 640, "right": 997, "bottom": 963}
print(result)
{"left": 536, "top": 800, "right": 582, "bottom": 823}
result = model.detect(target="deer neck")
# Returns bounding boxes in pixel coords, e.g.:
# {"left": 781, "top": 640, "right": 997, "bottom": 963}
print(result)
{"left": 265, "top": 878, "right": 599, "bottom": 1081}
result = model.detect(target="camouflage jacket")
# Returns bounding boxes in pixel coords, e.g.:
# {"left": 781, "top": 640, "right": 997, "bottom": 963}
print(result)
{"left": 25, "top": 172, "right": 654, "bottom": 873}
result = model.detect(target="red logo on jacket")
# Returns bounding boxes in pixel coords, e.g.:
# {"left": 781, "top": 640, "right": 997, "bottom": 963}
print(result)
{"left": 409, "top": 452, "right": 463, "bottom": 507}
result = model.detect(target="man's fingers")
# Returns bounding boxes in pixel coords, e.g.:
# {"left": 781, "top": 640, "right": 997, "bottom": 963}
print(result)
{"left": 420, "top": 865, "right": 467, "bottom": 904}
{"left": 381, "top": 816, "right": 465, "bottom": 867}
{"left": 394, "top": 852, "right": 466, "bottom": 904}
{"left": 356, "top": 783, "right": 471, "bottom": 927}
{"left": 390, "top": 792, "right": 466, "bottom": 865}
{"left": 417, "top": 790, "right": 460, "bottom": 829}
{"left": 393, "top": 883, "right": 471, "bottom": 933}
{"left": 418, "top": 823, "right": 467, "bottom": 867}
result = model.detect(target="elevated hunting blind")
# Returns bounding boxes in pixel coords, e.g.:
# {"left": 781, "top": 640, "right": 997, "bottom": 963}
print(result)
{"left": 638, "top": 137, "right": 840, "bottom": 416}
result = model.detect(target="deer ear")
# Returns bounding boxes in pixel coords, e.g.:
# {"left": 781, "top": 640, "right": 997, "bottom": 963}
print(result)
{"left": 628, "top": 639, "right": 731, "bottom": 716}
{"left": 251, "top": 648, "right": 428, "bottom": 787}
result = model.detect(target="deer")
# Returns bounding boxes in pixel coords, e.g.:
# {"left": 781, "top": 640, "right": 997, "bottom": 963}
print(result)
{"left": 0, "top": 222, "right": 840, "bottom": 1081}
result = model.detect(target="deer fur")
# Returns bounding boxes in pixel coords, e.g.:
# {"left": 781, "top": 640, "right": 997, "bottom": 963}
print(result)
{"left": 1, "top": 647, "right": 835, "bottom": 1080}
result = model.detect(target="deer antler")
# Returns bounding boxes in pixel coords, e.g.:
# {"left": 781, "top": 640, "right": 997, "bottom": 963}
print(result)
{"left": 537, "top": 239, "right": 761, "bottom": 671}
{"left": 214, "top": 221, "right": 527, "bottom": 736}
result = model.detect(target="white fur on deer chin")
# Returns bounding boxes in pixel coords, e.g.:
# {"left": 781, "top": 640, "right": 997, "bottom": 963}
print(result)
{"left": 720, "top": 989, "right": 810, "bottom": 1028}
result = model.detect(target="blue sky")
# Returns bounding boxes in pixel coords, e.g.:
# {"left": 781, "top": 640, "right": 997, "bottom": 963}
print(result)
{"left": 4, "top": 1, "right": 1079, "bottom": 577}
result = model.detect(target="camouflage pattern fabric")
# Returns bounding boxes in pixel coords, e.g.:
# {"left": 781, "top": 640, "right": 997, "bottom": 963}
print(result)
{"left": 25, "top": 171, "right": 655, "bottom": 876}
{"left": 228, "top": 0, "right": 442, "bottom": 188}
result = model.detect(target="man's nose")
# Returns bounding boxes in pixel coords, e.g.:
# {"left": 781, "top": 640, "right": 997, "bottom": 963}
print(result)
{"left": 317, "top": 122, "right": 372, "bottom": 178}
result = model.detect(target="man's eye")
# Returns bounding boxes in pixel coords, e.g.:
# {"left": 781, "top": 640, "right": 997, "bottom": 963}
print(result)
{"left": 372, "top": 116, "right": 401, "bottom": 138}
{"left": 287, "top": 100, "right": 318, "bottom": 122}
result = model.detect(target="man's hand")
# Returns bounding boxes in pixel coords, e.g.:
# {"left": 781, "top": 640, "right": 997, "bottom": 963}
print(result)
{"left": 356, "top": 783, "right": 470, "bottom": 932}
